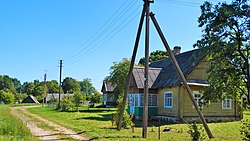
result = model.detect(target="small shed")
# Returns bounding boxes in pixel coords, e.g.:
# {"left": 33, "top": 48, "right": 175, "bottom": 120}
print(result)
{"left": 22, "top": 95, "right": 40, "bottom": 104}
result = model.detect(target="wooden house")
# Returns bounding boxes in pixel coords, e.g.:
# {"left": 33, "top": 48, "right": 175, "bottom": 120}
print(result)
{"left": 22, "top": 95, "right": 40, "bottom": 104}
{"left": 102, "top": 48, "right": 242, "bottom": 122}
{"left": 101, "top": 82, "right": 117, "bottom": 107}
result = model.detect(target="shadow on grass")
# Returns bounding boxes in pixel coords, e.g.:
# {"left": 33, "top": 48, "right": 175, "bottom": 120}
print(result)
{"left": 76, "top": 113, "right": 113, "bottom": 121}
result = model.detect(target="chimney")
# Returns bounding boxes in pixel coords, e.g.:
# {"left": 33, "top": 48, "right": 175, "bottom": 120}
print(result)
{"left": 173, "top": 46, "right": 181, "bottom": 55}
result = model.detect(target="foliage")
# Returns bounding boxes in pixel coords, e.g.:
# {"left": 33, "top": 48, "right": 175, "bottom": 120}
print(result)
{"left": 62, "top": 77, "right": 81, "bottom": 94}
{"left": 0, "top": 105, "right": 37, "bottom": 141}
{"left": 240, "top": 119, "right": 250, "bottom": 140}
{"left": 73, "top": 91, "right": 85, "bottom": 111}
{"left": 112, "top": 94, "right": 134, "bottom": 129}
{"left": 61, "top": 94, "right": 74, "bottom": 112}
{"left": 106, "top": 58, "right": 130, "bottom": 96}
{"left": 90, "top": 91, "right": 103, "bottom": 103}
{"left": 187, "top": 122, "right": 206, "bottom": 141}
{"left": 194, "top": 0, "right": 250, "bottom": 104}
{"left": 0, "top": 75, "right": 17, "bottom": 94}
{"left": 46, "top": 80, "right": 60, "bottom": 93}
{"left": 22, "top": 82, "right": 35, "bottom": 95}
{"left": 0, "top": 90, "right": 15, "bottom": 104}
{"left": 80, "top": 78, "right": 97, "bottom": 100}
{"left": 138, "top": 50, "right": 170, "bottom": 65}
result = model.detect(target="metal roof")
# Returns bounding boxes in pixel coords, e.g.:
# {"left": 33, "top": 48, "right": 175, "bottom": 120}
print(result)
{"left": 149, "top": 49, "right": 205, "bottom": 88}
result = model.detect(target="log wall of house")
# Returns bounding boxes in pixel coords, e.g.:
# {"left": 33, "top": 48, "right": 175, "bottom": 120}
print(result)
{"left": 157, "top": 86, "right": 180, "bottom": 117}
{"left": 182, "top": 85, "right": 241, "bottom": 121}
{"left": 186, "top": 60, "right": 210, "bottom": 80}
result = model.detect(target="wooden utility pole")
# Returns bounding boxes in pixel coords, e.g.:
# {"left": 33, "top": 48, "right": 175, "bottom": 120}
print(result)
{"left": 142, "top": 0, "right": 152, "bottom": 138}
{"left": 42, "top": 70, "right": 47, "bottom": 107}
{"left": 118, "top": 0, "right": 214, "bottom": 139}
{"left": 117, "top": 6, "right": 146, "bottom": 130}
{"left": 58, "top": 60, "right": 63, "bottom": 109}
{"left": 150, "top": 12, "right": 214, "bottom": 138}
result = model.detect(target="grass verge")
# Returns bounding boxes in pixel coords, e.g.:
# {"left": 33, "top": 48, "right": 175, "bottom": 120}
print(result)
{"left": 0, "top": 105, "right": 38, "bottom": 141}
{"left": 28, "top": 106, "right": 250, "bottom": 141}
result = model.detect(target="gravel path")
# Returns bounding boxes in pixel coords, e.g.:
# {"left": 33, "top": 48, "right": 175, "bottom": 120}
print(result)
{"left": 11, "top": 106, "right": 90, "bottom": 141}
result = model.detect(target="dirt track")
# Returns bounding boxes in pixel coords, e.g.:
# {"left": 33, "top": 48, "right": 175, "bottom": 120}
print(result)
{"left": 11, "top": 106, "right": 90, "bottom": 141}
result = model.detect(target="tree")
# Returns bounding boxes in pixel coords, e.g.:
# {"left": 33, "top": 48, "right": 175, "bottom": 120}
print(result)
{"left": 0, "top": 90, "right": 15, "bottom": 104}
{"left": 47, "top": 80, "right": 60, "bottom": 93}
{"left": 91, "top": 91, "right": 103, "bottom": 103}
{"left": 62, "top": 77, "right": 80, "bottom": 94}
{"left": 106, "top": 58, "right": 133, "bottom": 129}
{"left": 22, "top": 82, "right": 35, "bottom": 95}
{"left": 194, "top": 0, "right": 250, "bottom": 105}
{"left": 80, "top": 78, "right": 96, "bottom": 100}
{"left": 73, "top": 91, "right": 85, "bottom": 111}
{"left": 138, "top": 50, "right": 170, "bottom": 65}
{"left": 33, "top": 85, "right": 45, "bottom": 100}
{"left": 0, "top": 75, "right": 16, "bottom": 94}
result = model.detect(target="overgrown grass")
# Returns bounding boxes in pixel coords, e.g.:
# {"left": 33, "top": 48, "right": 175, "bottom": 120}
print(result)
{"left": 0, "top": 105, "right": 38, "bottom": 141}
{"left": 28, "top": 106, "right": 250, "bottom": 141}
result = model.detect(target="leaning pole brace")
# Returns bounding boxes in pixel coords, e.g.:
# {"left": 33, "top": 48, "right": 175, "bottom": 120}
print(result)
{"left": 150, "top": 12, "right": 214, "bottom": 138}
{"left": 117, "top": 5, "right": 146, "bottom": 130}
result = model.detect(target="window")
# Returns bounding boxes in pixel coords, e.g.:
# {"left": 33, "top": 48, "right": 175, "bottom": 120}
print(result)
{"left": 128, "top": 94, "right": 157, "bottom": 107}
{"left": 222, "top": 98, "right": 231, "bottom": 109}
{"left": 164, "top": 91, "right": 172, "bottom": 108}
{"left": 193, "top": 91, "right": 203, "bottom": 108}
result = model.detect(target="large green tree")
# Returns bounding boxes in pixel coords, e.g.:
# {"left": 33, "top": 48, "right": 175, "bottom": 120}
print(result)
{"left": 62, "top": 77, "right": 80, "bottom": 94}
{"left": 46, "top": 80, "right": 60, "bottom": 93}
{"left": 0, "top": 75, "right": 16, "bottom": 93}
{"left": 80, "top": 78, "right": 96, "bottom": 100}
{"left": 139, "top": 50, "right": 170, "bottom": 65}
{"left": 195, "top": 0, "right": 250, "bottom": 104}
{"left": 22, "top": 82, "right": 35, "bottom": 95}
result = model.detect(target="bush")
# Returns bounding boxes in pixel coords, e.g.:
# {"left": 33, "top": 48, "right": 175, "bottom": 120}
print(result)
{"left": 112, "top": 94, "right": 134, "bottom": 129}
{"left": 60, "top": 95, "right": 73, "bottom": 112}
{"left": 187, "top": 122, "right": 206, "bottom": 141}
{"left": 240, "top": 119, "right": 250, "bottom": 141}
{"left": 0, "top": 90, "right": 14, "bottom": 104}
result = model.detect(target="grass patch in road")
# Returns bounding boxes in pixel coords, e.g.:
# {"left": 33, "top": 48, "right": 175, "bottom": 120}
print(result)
{"left": 28, "top": 106, "right": 249, "bottom": 141}
{"left": 37, "top": 122, "right": 56, "bottom": 131}
{"left": 0, "top": 105, "right": 39, "bottom": 141}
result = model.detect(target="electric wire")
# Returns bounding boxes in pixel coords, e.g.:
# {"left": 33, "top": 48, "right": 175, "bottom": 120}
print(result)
{"left": 68, "top": 7, "right": 141, "bottom": 66}
{"left": 63, "top": 0, "right": 139, "bottom": 62}
{"left": 64, "top": 1, "right": 141, "bottom": 64}
{"left": 62, "top": 0, "right": 130, "bottom": 60}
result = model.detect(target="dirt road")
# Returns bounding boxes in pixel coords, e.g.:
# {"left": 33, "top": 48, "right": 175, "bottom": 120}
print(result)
{"left": 11, "top": 106, "right": 90, "bottom": 141}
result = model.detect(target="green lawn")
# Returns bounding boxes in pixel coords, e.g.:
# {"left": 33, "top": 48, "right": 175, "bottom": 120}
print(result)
{"left": 28, "top": 106, "right": 250, "bottom": 141}
{"left": 0, "top": 105, "right": 38, "bottom": 141}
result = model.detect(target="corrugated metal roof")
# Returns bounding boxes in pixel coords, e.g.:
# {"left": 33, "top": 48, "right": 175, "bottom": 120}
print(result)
{"left": 149, "top": 49, "right": 205, "bottom": 88}
{"left": 132, "top": 67, "right": 162, "bottom": 89}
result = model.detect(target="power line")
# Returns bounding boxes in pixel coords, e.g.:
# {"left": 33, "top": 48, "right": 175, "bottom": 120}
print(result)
{"left": 67, "top": 9, "right": 141, "bottom": 66}
{"left": 63, "top": 0, "right": 139, "bottom": 62}
{"left": 65, "top": 2, "right": 141, "bottom": 65}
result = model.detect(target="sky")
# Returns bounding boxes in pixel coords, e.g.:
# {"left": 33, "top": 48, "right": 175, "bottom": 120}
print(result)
{"left": 0, "top": 0, "right": 228, "bottom": 92}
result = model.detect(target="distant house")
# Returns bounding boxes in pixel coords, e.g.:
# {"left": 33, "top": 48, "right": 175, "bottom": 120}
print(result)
{"left": 101, "top": 82, "right": 117, "bottom": 107}
{"left": 102, "top": 47, "right": 242, "bottom": 122}
{"left": 43, "top": 93, "right": 74, "bottom": 104}
{"left": 22, "top": 95, "right": 40, "bottom": 104}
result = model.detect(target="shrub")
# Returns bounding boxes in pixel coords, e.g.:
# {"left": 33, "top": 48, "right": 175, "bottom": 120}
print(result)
{"left": 187, "top": 122, "right": 206, "bottom": 141}
{"left": 0, "top": 90, "right": 14, "bottom": 104}
{"left": 240, "top": 119, "right": 250, "bottom": 141}
{"left": 112, "top": 94, "right": 134, "bottom": 129}
{"left": 60, "top": 94, "right": 73, "bottom": 112}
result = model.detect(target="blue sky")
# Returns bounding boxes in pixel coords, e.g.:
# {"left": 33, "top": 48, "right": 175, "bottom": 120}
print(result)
{"left": 0, "top": 0, "right": 227, "bottom": 92}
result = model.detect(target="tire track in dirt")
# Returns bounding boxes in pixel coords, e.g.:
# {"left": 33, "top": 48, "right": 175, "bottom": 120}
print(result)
{"left": 11, "top": 106, "right": 90, "bottom": 141}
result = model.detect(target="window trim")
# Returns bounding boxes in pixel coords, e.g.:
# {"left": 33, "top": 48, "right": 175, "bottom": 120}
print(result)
{"left": 222, "top": 97, "right": 232, "bottom": 109}
{"left": 164, "top": 91, "right": 173, "bottom": 108}
{"left": 193, "top": 91, "right": 203, "bottom": 108}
